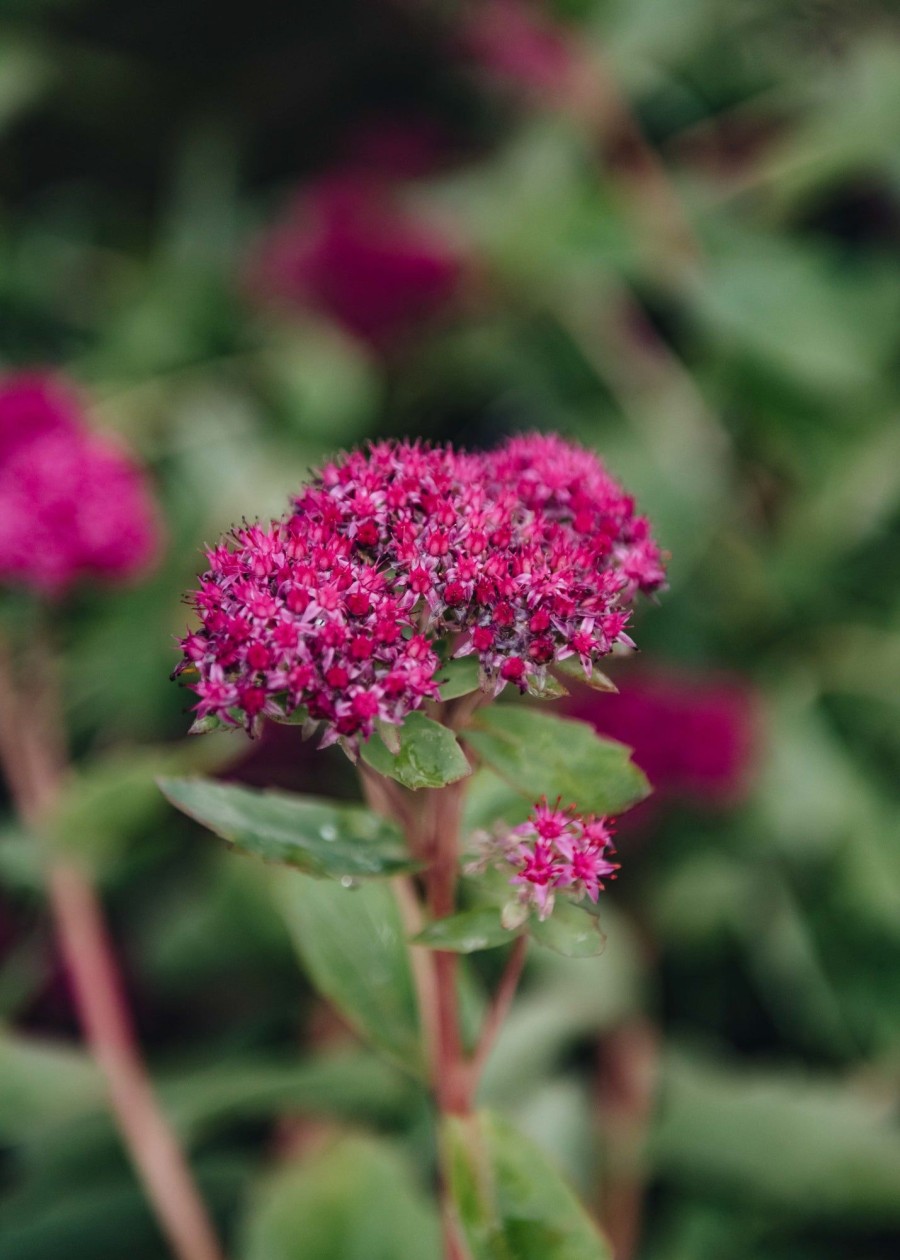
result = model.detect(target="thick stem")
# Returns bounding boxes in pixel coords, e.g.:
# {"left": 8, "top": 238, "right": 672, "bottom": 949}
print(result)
{"left": 360, "top": 760, "right": 471, "bottom": 1257}
{"left": 423, "top": 781, "right": 469, "bottom": 1117}
{"left": 419, "top": 779, "right": 472, "bottom": 1260}
{"left": 0, "top": 635, "right": 226, "bottom": 1260}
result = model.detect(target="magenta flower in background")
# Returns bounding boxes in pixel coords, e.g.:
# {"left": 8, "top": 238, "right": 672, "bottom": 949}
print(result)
{"left": 0, "top": 372, "right": 161, "bottom": 597}
{"left": 0, "top": 372, "right": 76, "bottom": 459}
{"left": 568, "top": 666, "right": 760, "bottom": 810}
{"left": 456, "top": 0, "right": 576, "bottom": 98}
{"left": 176, "top": 435, "right": 665, "bottom": 747}
{"left": 247, "top": 171, "right": 464, "bottom": 349}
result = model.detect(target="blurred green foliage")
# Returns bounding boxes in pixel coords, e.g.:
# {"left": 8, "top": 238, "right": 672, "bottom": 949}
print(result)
{"left": 1, "top": 0, "right": 899, "bottom": 1257}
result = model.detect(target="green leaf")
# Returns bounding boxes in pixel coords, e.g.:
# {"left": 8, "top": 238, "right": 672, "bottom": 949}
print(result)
{"left": 275, "top": 870, "right": 424, "bottom": 1076}
{"left": 438, "top": 656, "right": 482, "bottom": 701}
{"left": 0, "top": 1157, "right": 244, "bottom": 1260}
{"left": 0, "top": 1031, "right": 103, "bottom": 1141}
{"left": 242, "top": 1135, "right": 440, "bottom": 1260}
{"left": 444, "top": 1110, "right": 613, "bottom": 1260}
{"left": 48, "top": 749, "right": 202, "bottom": 873}
{"left": 552, "top": 659, "right": 618, "bottom": 694}
{"left": 158, "top": 777, "right": 418, "bottom": 879}
{"left": 361, "top": 711, "right": 471, "bottom": 791}
{"left": 413, "top": 908, "right": 520, "bottom": 954}
{"left": 525, "top": 672, "right": 569, "bottom": 700}
{"left": 464, "top": 707, "right": 649, "bottom": 816}
{"left": 188, "top": 711, "right": 233, "bottom": 735}
{"left": 530, "top": 901, "right": 607, "bottom": 958}
{"left": 462, "top": 770, "right": 534, "bottom": 835}
{"left": 162, "top": 1049, "right": 416, "bottom": 1143}
{"left": 653, "top": 1053, "right": 900, "bottom": 1225}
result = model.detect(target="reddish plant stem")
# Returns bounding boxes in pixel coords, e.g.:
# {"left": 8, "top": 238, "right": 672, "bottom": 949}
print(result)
{"left": 418, "top": 779, "right": 472, "bottom": 1260}
{"left": 363, "top": 746, "right": 527, "bottom": 1260}
{"left": 423, "top": 781, "right": 469, "bottom": 1117}
{"left": 595, "top": 1019, "right": 659, "bottom": 1260}
{"left": 0, "top": 637, "right": 226, "bottom": 1260}
{"left": 466, "top": 934, "right": 528, "bottom": 1102}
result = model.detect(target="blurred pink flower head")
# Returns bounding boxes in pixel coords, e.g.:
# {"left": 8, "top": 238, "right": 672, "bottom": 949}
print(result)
{"left": 456, "top": 0, "right": 576, "bottom": 97}
{"left": 176, "top": 434, "right": 665, "bottom": 747}
{"left": 248, "top": 171, "right": 464, "bottom": 348}
{"left": 0, "top": 372, "right": 161, "bottom": 597}
{"left": 569, "top": 666, "right": 759, "bottom": 809}
{"left": 0, "top": 372, "right": 77, "bottom": 459}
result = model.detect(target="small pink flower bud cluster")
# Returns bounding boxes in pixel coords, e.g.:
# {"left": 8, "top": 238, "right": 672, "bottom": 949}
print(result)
{"left": 475, "top": 796, "right": 618, "bottom": 921}
{"left": 0, "top": 373, "right": 160, "bottom": 597}
{"left": 177, "top": 435, "right": 664, "bottom": 747}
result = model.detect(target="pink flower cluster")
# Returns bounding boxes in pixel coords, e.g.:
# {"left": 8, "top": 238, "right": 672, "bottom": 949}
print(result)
{"left": 247, "top": 171, "right": 462, "bottom": 349}
{"left": 178, "top": 518, "right": 441, "bottom": 748}
{"left": 488, "top": 797, "right": 618, "bottom": 920}
{"left": 177, "top": 434, "right": 664, "bottom": 747}
{"left": 0, "top": 373, "right": 160, "bottom": 597}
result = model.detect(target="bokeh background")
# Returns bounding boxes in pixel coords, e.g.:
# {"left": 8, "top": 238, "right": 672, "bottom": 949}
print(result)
{"left": 2, "top": 1, "right": 900, "bottom": 1256}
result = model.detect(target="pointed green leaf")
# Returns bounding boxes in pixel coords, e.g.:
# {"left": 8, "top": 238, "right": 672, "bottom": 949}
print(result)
{"left": 530, "top": 901, "right": 607, "bottom": 958}
{"left": 654, "top": 1054, "right": 900, "bottom": 1224}
{"left": 464, "top": 707, "right": 649, "bottom": 816}
{"left": 438, "top": 656, "right": 483, "bottom": 701}
{"left": 0, "top": 1031, "right": 103, "bottom": 1140}
{"left": 159, "top": 777, "right": 417, "bottom": 879}
{"left": 163, "top": 1049, "right": 415, "bottom": 1142}
{"left": 361, "top": 711, "right": 471, "bottom": 790}
{"left": 552, "top": 659, "right": 618, "bottom": 693}
{"left": 526, "top": 673, "right": 569, "bottom": 700}
{"left": 413, "top": 908, "right": 521, "bottom": 954}
{"left": 48, "top": 747, "right": 219, "bottom": 872}
{"left": 444, "top": 1110, "right": 613, "bottom": 1260}
{"left": 275, "top": 870, "right": 424, "bottom": 1076}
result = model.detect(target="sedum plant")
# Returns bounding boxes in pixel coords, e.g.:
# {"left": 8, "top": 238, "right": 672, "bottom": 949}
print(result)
{"left": 165, "top": 432, "right": 665, "bottom": 1259}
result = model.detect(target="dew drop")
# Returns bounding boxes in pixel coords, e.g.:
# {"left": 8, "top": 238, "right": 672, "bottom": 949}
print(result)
{"left": 320, "top": 825, "right": 337, "bottom": 841}
{"left": 340, "top": 875, "right": 357, "bottom": 889}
